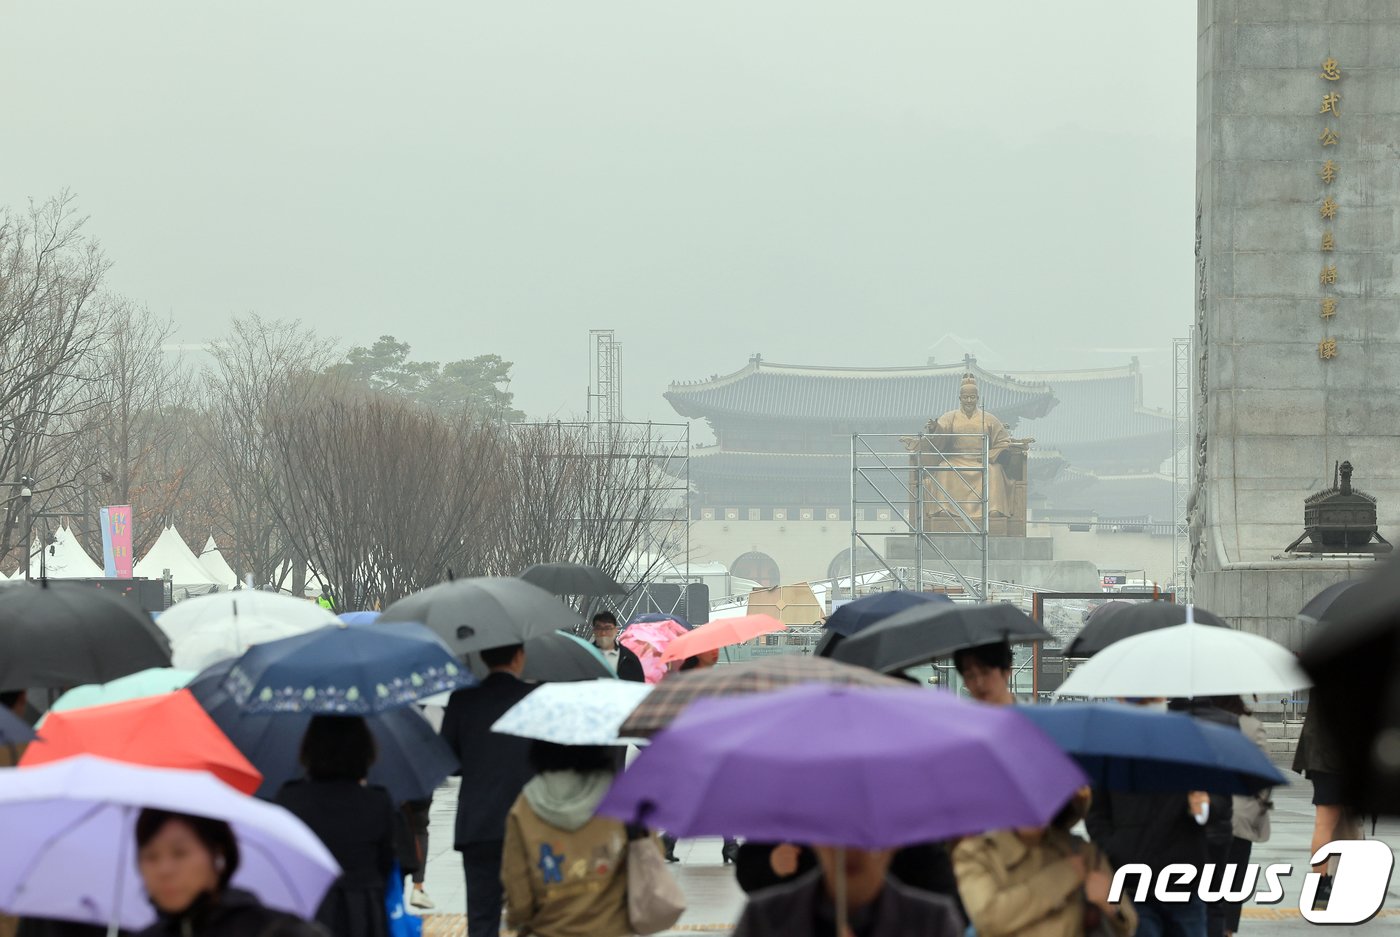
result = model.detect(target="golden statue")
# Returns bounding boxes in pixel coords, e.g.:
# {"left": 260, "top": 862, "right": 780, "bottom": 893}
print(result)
{"left": 902, "top": 373, "right": 1033, "bottom": 535}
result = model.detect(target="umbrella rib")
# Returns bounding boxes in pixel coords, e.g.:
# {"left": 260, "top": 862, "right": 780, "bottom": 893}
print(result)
{"left": 6, "top": 799, "right": 112, "bottom": 909}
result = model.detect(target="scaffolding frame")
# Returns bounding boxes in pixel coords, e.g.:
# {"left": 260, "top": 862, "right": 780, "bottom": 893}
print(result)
{"left": 1172, "top": 335, "right": 1193, "bottom": 602}
{"left": 850, "top": 433, "right": 990, "bottom": 600}
{"left": 511, "top": 420, "right": 691, "bottom": 582}
{"left": 587, "top": 330, "right": 624, "bottom": 424}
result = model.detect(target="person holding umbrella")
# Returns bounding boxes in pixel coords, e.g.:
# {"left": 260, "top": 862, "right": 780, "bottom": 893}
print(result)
{"left": 500, "top": 742, "right": 637, "bottom": 937}
{"left": 953, "top": 641, "right": 1016, "bottom": 706}
{"left": 440, "top": 643, "right": 536, "bottom": 937}
{"left": 134, "top": 809, "right": 327, "bottom": 937}
{"left": 275, "top": 717, "right": 398, "bottom": 937}
{"left": 590, "top": 612, "right": 621, "bottom": 673}
{"left": 733, "top": 845, "right": 962, "bottom": 937}
{"left": 953, "top": 788, "right": 1137, "bottom": 937}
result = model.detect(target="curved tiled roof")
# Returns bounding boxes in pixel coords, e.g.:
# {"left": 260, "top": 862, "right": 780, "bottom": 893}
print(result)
{"left": 666, "top": 360, "right": 1057, "bottom": 424}
{"left": 1005, "top": 365, "right": 1172, "bottom": 450}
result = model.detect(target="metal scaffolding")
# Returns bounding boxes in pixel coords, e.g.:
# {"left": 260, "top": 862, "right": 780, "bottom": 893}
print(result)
{"left": 1172, "top": 335, "right": 1193, "bottom": 602}
{"left": 850, "top": 433, "right": 990, "bottom": 600}
{"left": 587, "top": 330, "right": 624, "bottom": 424}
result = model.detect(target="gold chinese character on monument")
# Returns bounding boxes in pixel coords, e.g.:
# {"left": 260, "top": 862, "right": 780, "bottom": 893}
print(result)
{"left": 1320, "top": 58, "right": 1342, "bottom": 81}
{"left": 1322, "top": 160, "right": 1337, "bottom": 184}
{"left": 1319, "top": 338, "right": 1338, "bottom": 360}
{"left": 1320, "top": 127, "right": 1340, "bottom": 146}
{"left": 1321, "top": 92, "right": 1341, "bottom": 116}
{"left": 1321, "top": 197, "right": 1338, "bottom": 220}
{"left": 1320, "top": 264, "right": 1338, "bottom": 285}
{"left": 1322, "top": 231, "right": 1335, "bottom": 251}
{"left": 1321, "top": 297, "right": 1338, "bottom": 319}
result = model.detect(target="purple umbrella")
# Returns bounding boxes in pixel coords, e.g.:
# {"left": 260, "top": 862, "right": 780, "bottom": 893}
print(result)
{"left": 599, "top": 684, "right": 1087, "bottom": 849}
{"left": 0, "top": 755, "right": 340, "bottom": 931}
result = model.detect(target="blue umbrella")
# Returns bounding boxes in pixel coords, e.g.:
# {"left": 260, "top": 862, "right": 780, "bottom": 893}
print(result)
{"left": 191, "top": 659, "right": 459, "bottom": 803}
{"left": 824, "top": 591, "right": 952, "bottom": 637}
{"left": 0, "top": 707, "right": 35, "bottom": 747}
{"left": 337, "top": 610, "right": 382, "bottom": 625}
{"left": 1017, "top": 702, "right": 1287, "bottom": 795}
{"left": 225, "top": 621, "right": 475, "bottom": 715}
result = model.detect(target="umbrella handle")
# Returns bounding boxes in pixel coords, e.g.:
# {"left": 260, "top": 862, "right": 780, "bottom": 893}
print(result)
{"left": 108, "top": 804, "right": 131, "bottom": 937}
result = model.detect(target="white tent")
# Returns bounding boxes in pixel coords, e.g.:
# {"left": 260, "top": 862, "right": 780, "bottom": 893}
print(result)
{"left": 29, "top": 525, "right": 105, "bottom": 579}
{"left": 135, "top": 526, "right": 221, "bottom": 598}
{"left": 198, "top": 536, "right": 239, "bottom": 589}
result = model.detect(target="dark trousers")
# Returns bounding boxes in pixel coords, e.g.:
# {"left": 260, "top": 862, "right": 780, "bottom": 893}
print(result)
{"left": 460, "top": 841, "right": 505, "bottom": 937}
{"left": 1136, "top": 895, "right": 1207, "bottom": 937}
{"left": 1203, "top": 839, "right": 1232, "bottom": 937}
{"left": 1223, "top": 838, "right": 1253, "bottom": 934}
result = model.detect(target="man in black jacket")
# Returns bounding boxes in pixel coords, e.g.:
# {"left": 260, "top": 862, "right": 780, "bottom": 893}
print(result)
{"left": 440, "top": 644, "right": 535, "bottom": 937}
{"left": 1085, "top": 700, "right": 1210, "bottom": 937}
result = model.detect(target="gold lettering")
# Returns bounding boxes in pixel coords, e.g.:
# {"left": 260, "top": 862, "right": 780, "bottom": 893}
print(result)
{"left": 1320, "top": 127, "right": 1340, "bottom": 146}
{"left": 1319, "top": 338, "right": 1338, "bottom": 360}
{"left": 1322, "top": 231, "right": 1335, "bottom": 251}
{"left": 1320, "top": 264, "right": 1338, "bottom": 285}
{"left": 1321, "top": 160, "right": 1337, "bottom": 184}
{"left": 1321, "top": 297, "right": 1338, "bottom": 319}
{"left": 1320, "top": 197, "right": 1338, "bottom": 220}
{"left": 1321, "top": 92, "right": 1341, "bottom": 116}
{"left": 1320, "top": 58, "right": 1342, "bottom": 81}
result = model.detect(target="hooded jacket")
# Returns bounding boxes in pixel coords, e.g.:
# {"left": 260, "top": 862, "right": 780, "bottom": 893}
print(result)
{"left": 500, "top": 771, "right": 632, "bottom": 937}
{"left": 954, "top": 827, "right": 1137, "bottom": 937}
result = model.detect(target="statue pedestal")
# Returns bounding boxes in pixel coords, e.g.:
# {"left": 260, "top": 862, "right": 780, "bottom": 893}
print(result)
{"left": 921, "top": 515, "right": 1027, "bottom": 538}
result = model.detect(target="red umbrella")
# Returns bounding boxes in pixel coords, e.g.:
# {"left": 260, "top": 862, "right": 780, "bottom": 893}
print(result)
{"left": 21, "top": 689, "right": 263, "bottom": 795}
{"left": 660, "top": 614, "right": 787, "bottom": 664}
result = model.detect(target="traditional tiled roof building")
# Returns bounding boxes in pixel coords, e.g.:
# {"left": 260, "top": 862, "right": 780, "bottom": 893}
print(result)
{"left": 667, "top": 356, "right": 1174, "bottom": 524}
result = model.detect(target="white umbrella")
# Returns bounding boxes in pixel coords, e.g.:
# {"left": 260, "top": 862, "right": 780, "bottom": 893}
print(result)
{"left": 156, "top": 591, "right": 338, "bottom": 671}
{"left": 0, "top": 755, "right": 339, "bottom": 932}
{"left": 492, "top": 679, "right": 653, "bottom": 746}
{"left": 1054, "top": 614, "right": 1311, "bottom": 699}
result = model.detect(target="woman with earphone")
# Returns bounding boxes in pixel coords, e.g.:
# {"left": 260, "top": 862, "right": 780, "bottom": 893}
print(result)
{"left": 134, "top": 809, "right": 326, "bottom": 937}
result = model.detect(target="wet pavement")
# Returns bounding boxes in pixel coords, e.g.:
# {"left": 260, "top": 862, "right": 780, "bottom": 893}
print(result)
{"left": 412, "top": 773, "right": 1400, "bottom": 935}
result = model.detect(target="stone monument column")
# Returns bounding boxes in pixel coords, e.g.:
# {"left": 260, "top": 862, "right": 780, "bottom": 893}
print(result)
{"left": 1190, "top": 3, "right": 1400, "bottom": 647}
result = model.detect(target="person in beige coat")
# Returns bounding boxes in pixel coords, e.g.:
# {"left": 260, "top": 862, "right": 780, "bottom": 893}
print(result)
{"left": 954, "top": 789, "right": 1136, "bottom": 937}
{"left": 501, "top": 742, "right": 634, "bottom": 937}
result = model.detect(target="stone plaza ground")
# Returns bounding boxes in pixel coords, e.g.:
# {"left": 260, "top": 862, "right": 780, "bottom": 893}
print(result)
{"left": 411, "top": 771, "right": 1399, "bottom": 935}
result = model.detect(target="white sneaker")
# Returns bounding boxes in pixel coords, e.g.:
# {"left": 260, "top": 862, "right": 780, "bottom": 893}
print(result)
{"left": 409, "top": 889, "right": 435, "bottom": 910}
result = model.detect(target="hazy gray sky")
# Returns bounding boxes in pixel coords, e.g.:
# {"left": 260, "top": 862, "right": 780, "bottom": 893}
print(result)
{"left": 4, "top": 2, "right": 1195, "bottom": 421}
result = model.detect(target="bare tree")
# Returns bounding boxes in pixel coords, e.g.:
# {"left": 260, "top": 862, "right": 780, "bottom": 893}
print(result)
{"left": 0, "top": 193, "right": 111, "bottom": 568}
{"left": 200, "top": 314, "right": 335, "bottom": 588}
{"left": 496, "top": 422, "right": 687, "bottom": 586}
{"left": 262, "top": 379, "right": 507, "bottom": 609}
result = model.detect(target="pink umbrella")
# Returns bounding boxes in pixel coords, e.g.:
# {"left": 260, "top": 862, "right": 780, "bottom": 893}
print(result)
{"left": 619, "top": 618, "right": 688, "bottom": 684}
{"left": 661, "top": 614, "right": 787, "bottom": 664}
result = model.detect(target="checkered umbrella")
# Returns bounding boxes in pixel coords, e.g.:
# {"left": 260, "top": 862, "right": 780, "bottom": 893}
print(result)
{"left": 617, "top": 655, "right": 905, "bottom": 739}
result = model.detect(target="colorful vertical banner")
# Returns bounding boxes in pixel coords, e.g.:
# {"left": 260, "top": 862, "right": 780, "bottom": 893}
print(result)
{"left": 100, "top": 505, "right": 133, "bottom": 578}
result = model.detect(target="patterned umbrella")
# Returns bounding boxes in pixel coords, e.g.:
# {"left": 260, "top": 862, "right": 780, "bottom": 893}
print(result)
{"left": 618, "top": 655, "right": 906, "bottom": 739}
{"left": 618, "top": 618, "right": 688, "bottom": 684}
{"left": 492, "top": 679, "right": 652, "bottom": 746}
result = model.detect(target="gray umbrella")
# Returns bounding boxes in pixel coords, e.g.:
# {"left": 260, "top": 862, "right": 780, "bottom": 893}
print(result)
{"left": 832, "top": 602, "right": 1050, "bottom": 675}
{"left": 0, "top": 580, "right": 171, "bottom": 689}
{"left": 380, "top": 576, "right": 581, "bottom": 656}
{"left": 519, "top": 563, "right": 626, "bottom": 597}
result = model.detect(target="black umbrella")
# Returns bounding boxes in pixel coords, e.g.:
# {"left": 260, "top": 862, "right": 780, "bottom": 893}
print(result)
{"left": 832, "top": 602, "right": 1050, "bottom": 675}
{"left": 519, "top": 563, "right": 626, "bottom": 597}
{"left": 521, "top": 630, "right": 615, "bottom": 682}
{"left": 1299, "top": 567, "right": 1400, "bottom": 815}
{"left": 379, "top": 576, "right": 581, "bottom": 656}
{"left": 1064, "top": 602, "right": 1227, "bottom": 659}
{"left": 0, "top": 581, "right": 171, "bottom": 689}
{"left": 1297, "top": 579, "right": 1363, "bottom": 624}
{"left": 814, "top": 630, "right": 843, "bottom": 659}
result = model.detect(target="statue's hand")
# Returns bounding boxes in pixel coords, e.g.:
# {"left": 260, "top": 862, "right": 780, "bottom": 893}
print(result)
{"left": 899, "top": 435, "right": 920, "bottom": 452}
